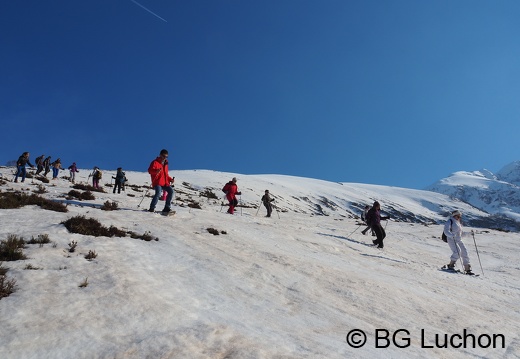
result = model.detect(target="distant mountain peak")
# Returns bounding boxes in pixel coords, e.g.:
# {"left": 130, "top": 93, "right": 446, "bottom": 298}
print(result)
{"left": 473, "top": 169, "right": 497, "bottom": 180}
{"left": 425, "top": 161, "right": 520, "bottom": 229}
{"left": 496, "top": 161, "right": 520, "bottom": 186}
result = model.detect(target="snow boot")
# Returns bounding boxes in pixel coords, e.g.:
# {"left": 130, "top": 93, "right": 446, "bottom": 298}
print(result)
{"left": 464, "top": 264, "right": 474, "bottom": 275}
{"left": 447, "top": 260, "right": 456, "bottom": 270}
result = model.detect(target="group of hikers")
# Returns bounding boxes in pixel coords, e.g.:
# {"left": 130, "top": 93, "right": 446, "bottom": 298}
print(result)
{"left": 13, "top": 152, "right": 127, "bottom": 194}
{"left": 14, "top": 152, "right": 63, "bottom": 182}
{"left": 360, "top": 201, "right": 475, "bottom": 275}
{"left": 146, "top": 149, "right": 276, "bottom": 218}
{"left": 12, "top": 149, "right": 475, "bottom": 275}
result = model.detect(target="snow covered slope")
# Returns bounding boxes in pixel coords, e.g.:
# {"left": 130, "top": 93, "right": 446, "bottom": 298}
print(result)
{"left": 0, "top": 166, "right": 519, "bottom": 359}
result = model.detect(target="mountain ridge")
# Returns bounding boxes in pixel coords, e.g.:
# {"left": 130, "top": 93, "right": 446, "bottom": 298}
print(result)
{"left": 425, "top": 161, "right": 520, "bottom": 230}
{"left": 3, "top": 161, "right": 520, "bottom": 231}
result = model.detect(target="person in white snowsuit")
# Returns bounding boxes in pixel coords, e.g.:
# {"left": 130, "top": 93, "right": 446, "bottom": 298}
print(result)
{"left": 444, "top": 210, "right": 473, "bottom": 274}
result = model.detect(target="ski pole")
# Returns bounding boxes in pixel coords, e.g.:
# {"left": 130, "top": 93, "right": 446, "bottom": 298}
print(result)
{"left": 452, "top": 237, "right": 463, "bottom": 269}
{"left": 472, "top": 231, "right": 484, "bottom": 276}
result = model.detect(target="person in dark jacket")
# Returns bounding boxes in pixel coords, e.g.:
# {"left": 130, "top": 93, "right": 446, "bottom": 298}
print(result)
{"left": 361, "top": 205, "right": 375, "bottom": 236}
{"left": 14, "top": 152, "right": 34, "bottom": 183}
{"left": 147, "top": 149, "right": 174, "bottom": 213}
{"left": 34, "top": 154, "right": 45, "bottom": 175}
{"left": 222, "top": 177, "right": 241, "bottom": 215}
{"left": 43, "top": 156, "right": 52, "bottom": 177}
{"left": 261, "top": 190, "right": 274, "bottom": 217}
{"left": 112, "top": 167, "right": 127, "bottom": 194}
{"left": 365, "top": 201, "right": 390, "bottom": 248}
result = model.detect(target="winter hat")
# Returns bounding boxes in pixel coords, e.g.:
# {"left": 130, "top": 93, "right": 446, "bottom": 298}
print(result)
{"left": 232, "top": 177, "right": 237, "bottom": 182}
{"left": 452, "top": 210, "right": 462, "bottom": 217}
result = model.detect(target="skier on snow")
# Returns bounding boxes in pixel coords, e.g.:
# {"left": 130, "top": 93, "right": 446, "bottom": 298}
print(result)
{"left": 444, "top": 210, "right": 474, "bottom": 274}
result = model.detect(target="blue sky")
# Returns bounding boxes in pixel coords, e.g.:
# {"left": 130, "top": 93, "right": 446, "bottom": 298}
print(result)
{"left": 1, "top": 1, "right": 519, "bottom": 189}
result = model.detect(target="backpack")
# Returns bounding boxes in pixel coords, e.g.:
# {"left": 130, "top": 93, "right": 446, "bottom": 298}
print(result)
{"left": 94, "top": 169, "right": 102, "bottom": 179}
{"left": 365, "top": 207, "right": 375, "bottom": 226}
{"left": 441, "top": 219, "right": 453, "bottom": 243}
{"left": 222, "top": 183, "right": 229, "bottom": 194}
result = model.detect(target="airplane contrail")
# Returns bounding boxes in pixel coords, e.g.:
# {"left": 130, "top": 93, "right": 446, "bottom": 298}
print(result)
{"left": 130, "top": 0, "right": 167, "bottom": 23}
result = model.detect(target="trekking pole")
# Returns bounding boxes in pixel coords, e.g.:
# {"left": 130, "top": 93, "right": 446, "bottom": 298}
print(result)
{"left": 273, "top": 203, "right": 280, "bottom": 219}
{"left": 255, "top": 200, "right": 262, "bottom": 216}
{"left": 239, "top": 195, "right": 243, "bottom": 216}
{"left": 471, "top": 231, "right": 484, "bottom": 276}
{"left": 347, "top": 224, "right": 362, "bottom": 238}
{"left": 137, "top": 187, "right": 150, "bottom": 208}
{"left": 138, "top": 171, "right": 161, "bottom": 209}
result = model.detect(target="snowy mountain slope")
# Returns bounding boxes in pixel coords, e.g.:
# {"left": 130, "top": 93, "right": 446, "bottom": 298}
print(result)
{"left": 0, "top": 166, "right": 504, "bottom": 228}
{"left": 1, "top": 167, "right": 519, "bottom": 359}
{"left": 496, "top": 161, "right": 520, "bottom": 186}
{"left": 426, "top": 162, "right": 520, "bottom": 229}
{"left": 147, "top": 169, "right": 490, "bottom": 225}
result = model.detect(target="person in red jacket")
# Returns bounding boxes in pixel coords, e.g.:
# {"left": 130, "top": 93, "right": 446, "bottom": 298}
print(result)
{"left": 147, "top": 149, "right": 175, "bottom": 213}
{"left": 222, "top": 177, "right": 241, "bottom": 214}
